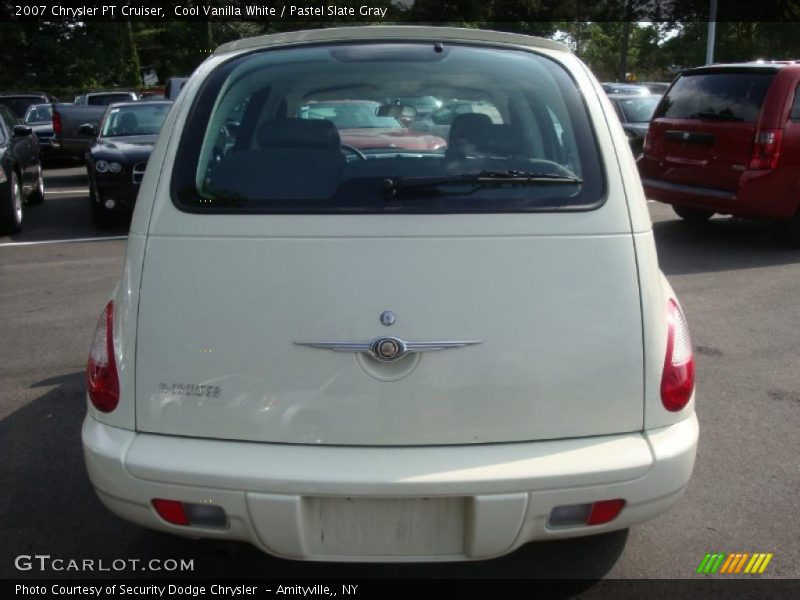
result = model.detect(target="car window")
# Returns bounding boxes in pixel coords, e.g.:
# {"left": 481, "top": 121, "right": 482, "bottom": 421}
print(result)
{"left": 89, "top": 94, "right": 136, "bottom": 106}
{"left": 0, "top": 96, "right": 43, "bottom": 118}
{"left": 654, "top": 72, "right": 775, "bottom": 123}
{"left": 173, "top": 43, "right": 604, "bottom": 213}
{"left": 791, "top": 85, "right": 800, "bottom": 121}
{"left": 100, "top": 104, "right": 170, "bottom": 137}
{"left": 617, "top": 96, "right": 661, "bottom": 123}
{"left": 24, "top": 105, "right": 53, "bottom": 124}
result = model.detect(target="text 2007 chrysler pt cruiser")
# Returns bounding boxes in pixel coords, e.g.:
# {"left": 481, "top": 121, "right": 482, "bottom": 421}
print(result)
{"left": 82, "top": 27, "right": 698, "bottom": 561}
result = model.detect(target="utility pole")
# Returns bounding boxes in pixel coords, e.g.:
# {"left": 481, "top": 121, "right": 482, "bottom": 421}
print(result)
{"left": 618, "top": 0, "right": 634, "bottom": 82}
{"left": 706, "top": 0, "right": 718, "bottom": 65}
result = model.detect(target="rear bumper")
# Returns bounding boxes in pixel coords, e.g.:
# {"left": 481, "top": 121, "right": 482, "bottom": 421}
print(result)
{"left": 641, "top": 170, "right": 799, "bottom": 219}
{"left": 83, "top": 413, "right": 698, "bottom": 561}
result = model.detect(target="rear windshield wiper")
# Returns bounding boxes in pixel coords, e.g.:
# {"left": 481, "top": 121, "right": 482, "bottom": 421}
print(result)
{"left": 382, "top": 170, "right": 582, "bottom": 198}
{"left": 686, "top": 111, "right": 743, "bottom": 122}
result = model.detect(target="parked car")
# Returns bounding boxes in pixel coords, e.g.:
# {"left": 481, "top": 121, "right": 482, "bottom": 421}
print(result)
{"left": 52, "top": 91, "right": 139, "bottom": 158}
{"left": 638, "top": 61, "right": 800, "bottom": 241}
{"left": 165, "top": 77, "right": 189, "bottom": 100}
{"left": 0, "top": 104, "right": 44, "bottom": 234}
{"left": 607, "top": 94, "right": 662, "bottom": 158}
{"left": 601, "top": 82, "right": 651, "bottom": 96}
{"left": 298, "top": 100, "right": 447, "bottom": 152}
{"left": 392, "top": 95, "right": 443, "bottom": 117}
{"left": 0, "top": 92, "right": 58, "bottom": 119}
{"left": 82, "top": 26, "right": 698, "bottom": 562}
{"left": 411, "top": 99, "right": 504, "bottom": 140}
{"left": 84, "top": 100, "right": 172, "bottom": 227}
{"left": 23, "top": 103, "right": 55, "bottom": 160}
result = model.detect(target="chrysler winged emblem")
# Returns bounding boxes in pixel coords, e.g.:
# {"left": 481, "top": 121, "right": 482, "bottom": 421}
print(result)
{"left": 294, "top": 336, "right": 482, "bottom": 363}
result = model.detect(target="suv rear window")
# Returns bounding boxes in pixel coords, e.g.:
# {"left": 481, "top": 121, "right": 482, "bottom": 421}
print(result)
{"left": 0, "top": 96, "right": 44, "bottom": 118}
{"left": 172, "top": 43, "right": 604, "bottom": 214}
{"left": 654, "top": 71, "right": 775, "bottom": 123}
{"left": 88, "top": 94, "right": 135, "bottom": 106}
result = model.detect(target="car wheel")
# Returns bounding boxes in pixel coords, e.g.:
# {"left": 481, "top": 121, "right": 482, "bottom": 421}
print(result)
{"left": 0, "top": 171, "right": 23, "bottom": 235}
{"left": 673, "top": 205, "right": 714, "bottom": 222}
{"left": 89, "top": 182, "right": 112, "bottom": 228}
{"left": 27, "top": 164, "right": 45, "bottom": 205}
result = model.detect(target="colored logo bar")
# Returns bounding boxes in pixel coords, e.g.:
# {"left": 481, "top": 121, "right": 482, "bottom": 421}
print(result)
{"left": 697, "top": 552, "right": 773, "bottom": 574}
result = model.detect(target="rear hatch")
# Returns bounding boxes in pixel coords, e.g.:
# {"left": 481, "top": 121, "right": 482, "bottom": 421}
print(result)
{"left": 134, "top": 220, "right": 644, "bottom": 446}
{"left": 641, "top": 67, "right": 777, "bottom": 192}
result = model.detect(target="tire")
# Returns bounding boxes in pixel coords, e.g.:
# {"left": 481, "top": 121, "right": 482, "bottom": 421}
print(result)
{"left": 0, "top": 171, "right": 23, "bottom": 235}
{"left": 89, "top": 182, "right": 112, "bottom": 228}
{"left": 27, "top": 163, "right": 45, "bottom": 205}
{"left": 673, "top": 205, "right": 714, "bottom": 222}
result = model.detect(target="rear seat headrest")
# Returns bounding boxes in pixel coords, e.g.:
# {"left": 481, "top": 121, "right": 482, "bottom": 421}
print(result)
{"left": 257, "top": 118, "right": 341, "bottom": 150}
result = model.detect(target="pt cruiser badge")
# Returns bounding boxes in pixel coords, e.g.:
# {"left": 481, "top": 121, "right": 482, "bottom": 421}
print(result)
{"left": 294, "top": 337, "right": 482, "bottom": 363}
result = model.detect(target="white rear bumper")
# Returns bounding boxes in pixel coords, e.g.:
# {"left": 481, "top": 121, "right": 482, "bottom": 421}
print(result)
{"left": 83, "top": 413, "right": 698, "bottom": 561}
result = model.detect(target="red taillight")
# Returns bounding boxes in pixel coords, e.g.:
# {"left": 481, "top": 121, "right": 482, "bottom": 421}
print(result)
{"left": 52, "top": 110, "right": 62, "bottom": 136}
{"left": 152, "top": 499, "right": 189, "bottom": 526}
{"left": 86, "top": 300, "right": 119, "bottom": 412}
{"left": 661, "top": 299, "right": 695, "bottom": 412}
{"left": 586, "top": 499, "right": 626, "bottom": 526}
{"left": 748, "top": 128, "right": 782, "bottom": 170}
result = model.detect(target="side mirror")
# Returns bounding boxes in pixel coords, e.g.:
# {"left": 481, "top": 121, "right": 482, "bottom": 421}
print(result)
{"left": 13, "top": 125, "right": 33, "bottom": 137}
{"left": 79, "top": 123, "right": 97, "bottom": 136}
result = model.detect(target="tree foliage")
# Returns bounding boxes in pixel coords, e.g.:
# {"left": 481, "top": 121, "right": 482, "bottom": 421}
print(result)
{"left": 2, "top": 15, "right": 800, "bottom": 95}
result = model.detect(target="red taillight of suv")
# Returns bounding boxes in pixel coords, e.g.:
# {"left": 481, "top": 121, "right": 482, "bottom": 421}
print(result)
{"left": 87, "top": 300, "right": 119, "bottom": 412}
{"left": 52, "top": 110, "right": 62, "bottom": 137}
{"left": 748, "top": 128, "right": 782, "bottom": 170}
{"left": 661, "top": 299, "right": 695, "bottom": 411}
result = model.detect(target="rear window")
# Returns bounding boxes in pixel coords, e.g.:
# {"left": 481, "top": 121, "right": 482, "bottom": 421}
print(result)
{"left": 173, "top": 43, "right": 604, "bottom": 214}
{"left": 88, "top": 94, "right": 135, "bottom": 106}
{"left": 100, "top": 103, "right": 170, "bottom": 137}
{"left": 0, "top": 96, "right": 44, "bottom": 118}
{"left": 617, "top": 96, "right": 661, "bottom": 123}
{"left": 654, "top": 71, "right": 775, "bottom": 123}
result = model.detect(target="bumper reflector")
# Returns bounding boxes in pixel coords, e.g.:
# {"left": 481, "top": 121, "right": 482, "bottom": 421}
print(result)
{"left": 152, "top": 499, "right": 228, "bottom": 529}
{"left": 548, "top": 503, "right": 592, "bottom": 527}
{"left": 549, "top": 498, "right": 626, "bottom": 528}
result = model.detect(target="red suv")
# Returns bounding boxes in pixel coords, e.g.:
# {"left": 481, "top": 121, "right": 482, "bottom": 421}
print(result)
{"left": 638, "top": 62, "right": 800, "bottom": 241}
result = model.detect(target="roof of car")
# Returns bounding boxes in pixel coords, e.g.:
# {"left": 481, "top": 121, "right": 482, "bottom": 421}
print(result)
{"left": 682, "top": 62, "right": 800, "bottom": 75}
{"left": 86, "top": 90, "right": 139, "bottom": 95}
{"left": 0, "top": 92, "right": 49, "bottom": 97}
{"left": 215, "top": 26, "right": 570, "bottom": 56}
{"left": 602, "top": 82, "right": 649, "bottom": 89}
{"left": 106, "top": 100, "right": 173, "bottom": 108}
{"left": 606, "top": 94, "right": 660, "bottom": 100}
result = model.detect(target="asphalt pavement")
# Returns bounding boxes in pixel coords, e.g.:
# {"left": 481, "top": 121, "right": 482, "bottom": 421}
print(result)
{"left": 0, "top": 165, "right": 798, "bottom": 582}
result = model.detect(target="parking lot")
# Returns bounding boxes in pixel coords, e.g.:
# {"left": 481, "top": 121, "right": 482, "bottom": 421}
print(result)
{"left": 0, "top": 164, "right": 798, "bottom": 580}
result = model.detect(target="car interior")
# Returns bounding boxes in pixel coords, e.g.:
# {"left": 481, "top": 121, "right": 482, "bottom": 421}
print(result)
{"left": 190, "top": 44, "right": 598, "bottom": 208}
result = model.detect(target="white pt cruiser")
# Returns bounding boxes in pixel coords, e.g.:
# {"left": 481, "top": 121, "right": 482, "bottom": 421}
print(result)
{"left": 83, "top": 27, "right": 698, "bottom": 562}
